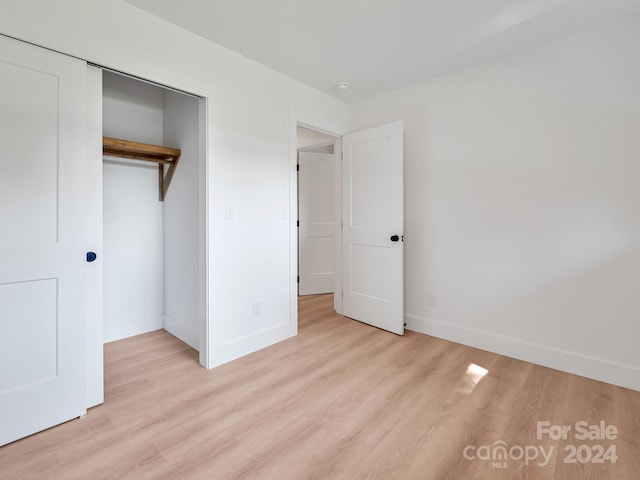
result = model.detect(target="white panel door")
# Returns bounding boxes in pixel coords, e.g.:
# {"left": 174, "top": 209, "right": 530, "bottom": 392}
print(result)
{"left": 298, "top": 151, "right": 335, "bottom": 295}
{"left": 342, "top": 121, "right": 404, "bottom": 334}
{"left": 0, "top": 36, "right": 88, "bottom": 445}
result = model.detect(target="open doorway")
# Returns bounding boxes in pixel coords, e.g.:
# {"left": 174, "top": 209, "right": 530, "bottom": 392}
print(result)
{"left": 296, "top": 125, "right": 339, "bottom": 299}
{"left": 292, "top": 119, "right": 405, "bottom": 336}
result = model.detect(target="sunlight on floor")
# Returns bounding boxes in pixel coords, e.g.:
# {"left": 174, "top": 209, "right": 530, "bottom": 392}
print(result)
{"left": 457, "top": 363, "right": 489, "bottom": 394}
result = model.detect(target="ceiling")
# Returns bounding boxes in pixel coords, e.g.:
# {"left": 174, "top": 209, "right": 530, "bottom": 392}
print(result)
{"left": 297, "top": 126, "right": 336, "bottom": 149}
{"left": 124, "top": 0, "right": 640, "bottom": 103}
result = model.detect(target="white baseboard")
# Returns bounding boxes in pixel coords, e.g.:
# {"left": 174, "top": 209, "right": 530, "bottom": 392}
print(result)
{"left": 405, "top": 314, "right": 640, "bottom": 392}
{"left": 212, "top": 321, "right": 297, "bottom": 368}
{"left": 163, "top": 314, "right": 198, "bottom": 350}
{"left": 103, "top": 314, "right": 163, "bottom": 343}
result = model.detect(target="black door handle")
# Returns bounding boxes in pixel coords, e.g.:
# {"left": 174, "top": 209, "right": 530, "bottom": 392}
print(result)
{"left": 390, "top": 235, "right": 400, "bottom": 242}
{"left": 86, "top": 252, "right": 97, "bottom": 263}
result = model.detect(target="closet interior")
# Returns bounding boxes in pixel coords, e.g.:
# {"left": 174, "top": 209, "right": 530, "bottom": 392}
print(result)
{"left": 102, "top": 71, "right": 203, "bottom": 354}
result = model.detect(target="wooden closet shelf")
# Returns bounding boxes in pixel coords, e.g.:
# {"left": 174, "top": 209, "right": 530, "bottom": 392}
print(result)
{"left": 103, "top": 136, "right": 181, "bottom": 201}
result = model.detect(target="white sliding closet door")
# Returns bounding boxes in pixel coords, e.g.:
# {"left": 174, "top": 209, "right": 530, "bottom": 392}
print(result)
{"left": 0, "top": 35, "right": 89, "bottom": 445}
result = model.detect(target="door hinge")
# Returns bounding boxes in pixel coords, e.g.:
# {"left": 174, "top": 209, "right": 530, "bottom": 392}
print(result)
{"left": 297, "top": 220, "right": 300, "bottom": 227}
{"left": 297, "top": 276, "right": 300, "bottom": 283}
{"left": 297, "top": 164, "right": 300, "bottom": 171}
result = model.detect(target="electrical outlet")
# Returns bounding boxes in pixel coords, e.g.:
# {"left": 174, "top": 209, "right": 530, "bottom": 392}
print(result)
{"left": 428, "top": 293, "right": 438, "bottom": 307}
{"left": 252, "top": 302, "right": 261, "bottom": 317}
{"left": 225, "top": 205, "right": 234, "bottom": 220}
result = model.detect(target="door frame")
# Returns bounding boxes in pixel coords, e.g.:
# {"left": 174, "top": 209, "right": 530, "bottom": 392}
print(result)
{"left": 289, "top": 112, "right": 344, "bottom": 319}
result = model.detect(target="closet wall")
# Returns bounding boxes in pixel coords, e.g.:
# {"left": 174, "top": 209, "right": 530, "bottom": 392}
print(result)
{"left": 102, "top": 72, "right": 200, "bottom": 349}
{"left": 162, "top": 91, "right": 201, "bottom": 350}
{"left": 103, "top": 72, "right": 164, "bottom": 342}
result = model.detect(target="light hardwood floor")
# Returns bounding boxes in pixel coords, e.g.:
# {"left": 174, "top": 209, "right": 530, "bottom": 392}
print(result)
{"left": 1, "top": 294, "right": 639, "bottom": 479}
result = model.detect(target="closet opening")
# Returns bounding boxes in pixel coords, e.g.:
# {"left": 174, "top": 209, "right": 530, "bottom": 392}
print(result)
{"left": 101, "top": 70, "right": 206, "bottom": 366}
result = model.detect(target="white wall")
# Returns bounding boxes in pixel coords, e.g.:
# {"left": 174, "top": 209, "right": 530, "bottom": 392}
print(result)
{"left": 102, "top": 72, "right": 165, "bottom": 342}
{"left": 0, "top": 0, "right": 350, "bottom": 368}
{"left": 351, "top": 16, "right": 640, "bottom": 391}
{"left": 163, "top": 90, "right": 200, "bottom": 349}
{"left": 299, "top": 144, "right": 334, "bottom": 155}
